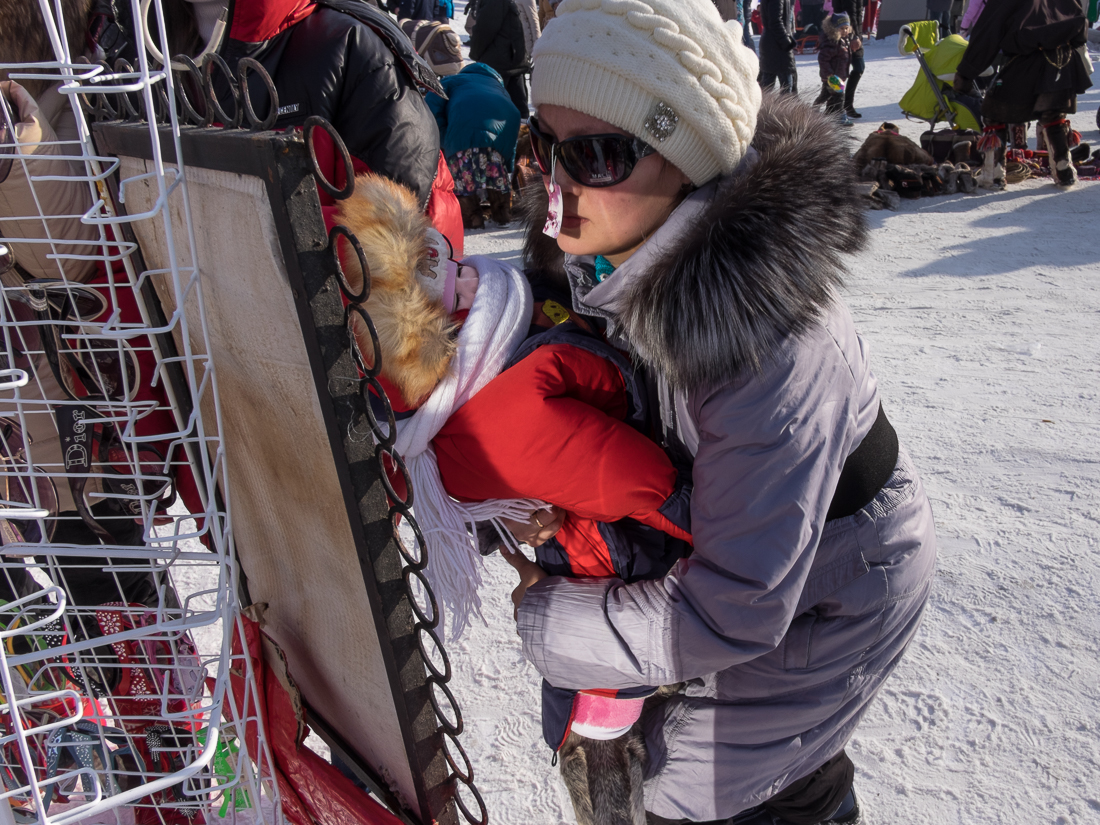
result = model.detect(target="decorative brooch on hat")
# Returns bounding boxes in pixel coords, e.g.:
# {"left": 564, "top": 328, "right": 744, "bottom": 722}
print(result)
{"left": 645, "top": 101, "right": 679, "bottom": 142}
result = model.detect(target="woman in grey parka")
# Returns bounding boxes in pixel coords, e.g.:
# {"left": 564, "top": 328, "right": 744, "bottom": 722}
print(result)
{"left": 507, "top": 1, "right": 938, "bottom": 823}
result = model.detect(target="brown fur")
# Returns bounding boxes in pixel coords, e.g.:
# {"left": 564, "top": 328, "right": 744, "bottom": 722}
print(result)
{"left": 558, "top": 685, "right": 684, "bottom": 825}
{"left": 559, "top": 731, "right": 648, "bottom": 825}
{"left": 0, "top": 0, "right": 92, "bottom": 99}
{"left": 337, "top": 173, "right": 457, "bottom": 406}
{"left": 852, "top": 129, "right": 934, "bottom": 169}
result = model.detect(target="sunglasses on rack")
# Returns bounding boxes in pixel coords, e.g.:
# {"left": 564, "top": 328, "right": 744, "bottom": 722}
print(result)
{"left": 527, "top": 117, "right": 657, "bottom": 188}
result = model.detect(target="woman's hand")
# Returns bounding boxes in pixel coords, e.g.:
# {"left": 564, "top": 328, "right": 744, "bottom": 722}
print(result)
{"left": 497, "top": 505, "right": 565, "bottom": 548}
{"left": 500, "top": 547, "right": 550, "bottom": 621}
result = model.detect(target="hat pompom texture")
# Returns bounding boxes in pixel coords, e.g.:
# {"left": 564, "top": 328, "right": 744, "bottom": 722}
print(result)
{"left": 530, "top": 0, "right": 762, "bottom": 185}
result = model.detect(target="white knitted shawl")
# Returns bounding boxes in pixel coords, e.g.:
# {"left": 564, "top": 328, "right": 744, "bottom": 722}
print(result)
{"left": 394, "top": 255, "right": 543, "bottom": 639}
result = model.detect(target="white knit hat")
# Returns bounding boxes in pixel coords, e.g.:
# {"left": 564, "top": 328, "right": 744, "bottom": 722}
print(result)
{"left": 530, "top": 0, "right": 762, "bottom": 185}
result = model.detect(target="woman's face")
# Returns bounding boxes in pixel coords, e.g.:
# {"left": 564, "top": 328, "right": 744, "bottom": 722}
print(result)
{"left": 536, "top": 105, "right": 692, "bottom": 267}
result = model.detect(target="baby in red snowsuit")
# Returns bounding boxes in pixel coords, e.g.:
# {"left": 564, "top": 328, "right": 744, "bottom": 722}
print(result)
{"left": 337, "top": 173, "right": 690, "bottom": 748}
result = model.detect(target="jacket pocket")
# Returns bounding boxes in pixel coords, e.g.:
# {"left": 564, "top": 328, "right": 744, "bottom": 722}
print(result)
{"left": 783, "top": 610, "right": 818, "bottom": 671}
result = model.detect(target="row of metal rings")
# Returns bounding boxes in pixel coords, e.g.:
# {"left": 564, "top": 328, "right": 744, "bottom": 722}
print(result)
{"left": 319, "top": 120, "right": 488, "bottom": 825}
{"left": 79, "top": 54, "right": 279, "bottom": 131}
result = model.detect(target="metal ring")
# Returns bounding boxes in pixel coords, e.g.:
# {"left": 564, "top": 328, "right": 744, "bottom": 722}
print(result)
{"left": 172, "top": 55, "right": 208, "bottom": 126}
{"left": 347, "top": 305, "right": 382, "bottom": 379}
{"left": 453, "top": 770, "right": 489, "bottom": 825}
{"left": 360, "top": 376, "right": 395, "bottom": 447}
{"left": 392, "top": 510, "right": 427, "bottom": 570}
{"left": 237, "top": 57, "right": 279, "bottom": 131}
{"left": 328, "top": 225, "right": 370, "bottom": 304}
{"left": 426, "top": 676, "right": 463, "bottom": 736}
{"left": 79, "top": 60, "right": 117, "bottom": 122}
{"left": 534, "top": 513, "right": 543, "bottom": 529}
{"left": 441, "top": 730, "right": 474, "bottom": 784}
{"left": 112, "top": 58, "right": 140, "bottom": 120}
{"left": 415, "top": 625, "right": 451, "bottom": 682}
{"left": 400, "top": 564, "right": 438, "bottom": 628}
{"left": 151, "top": 84, "right": 171, "bottom": 125}
{"left": 378, "top": 447, "right": 413, "bottom": 508}
{"left": 304, "top": 115, "right": 355, "bottom": 200}
{"left": 202, "top": 53, "right": 242, "bottom": 129}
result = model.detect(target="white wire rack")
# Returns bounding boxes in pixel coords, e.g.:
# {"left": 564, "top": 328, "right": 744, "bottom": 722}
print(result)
{"left": 0, "top": 0, "right": 280, "bottom": 822}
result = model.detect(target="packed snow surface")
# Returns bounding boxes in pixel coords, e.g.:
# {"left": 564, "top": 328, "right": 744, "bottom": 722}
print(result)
{"left": 444, "top": 34, "right": 1100, "bottom": 825}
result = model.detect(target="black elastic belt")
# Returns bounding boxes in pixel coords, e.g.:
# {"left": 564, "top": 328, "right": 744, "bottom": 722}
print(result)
{"left": 826, "top": 404, "right": 899, "bottom": 521}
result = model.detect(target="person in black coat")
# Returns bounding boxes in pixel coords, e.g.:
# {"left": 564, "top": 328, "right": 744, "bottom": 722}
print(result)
{"left": 468, "top": 0, "right": 532, "bottom": 114}
{"left": 833, "top": 0, "right": 865, "bottom": 116}
{"left": 758, "top": 0, "right": 798, "bottom": 94}
{"left": 387, "top": 0, "right": 436, "bottom": 21}
{"left": 954, "top": 0, "right": 1093, "bottom": 187}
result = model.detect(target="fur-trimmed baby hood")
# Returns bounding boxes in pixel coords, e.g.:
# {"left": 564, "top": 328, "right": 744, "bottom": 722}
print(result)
{"left": 526, "top": 93, "right": 869, "bottom": 393}
{"left": 336, "top": 173, "right": 457, "bottom": 406}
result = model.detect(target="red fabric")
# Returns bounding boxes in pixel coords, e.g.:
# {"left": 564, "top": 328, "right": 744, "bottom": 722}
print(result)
{"left": 313, "top": 127, "right": 464, "bottom": 260}
{"left": 230, "top": 617, "right": 406, "bottom": 825}
{"left": 552, "top": 516, "right": 616, "bottom": 577}
{"left": 426, "top": 154, "right": 464, "bottom": 259}
{"left": 229, "top": 0, "right": 317, "bottom": 43}
{"left": 87, "top": 266, "right": 205, "bottom": 530}
{"left": 434, "top": 344, "right": 691, "bottom": 543}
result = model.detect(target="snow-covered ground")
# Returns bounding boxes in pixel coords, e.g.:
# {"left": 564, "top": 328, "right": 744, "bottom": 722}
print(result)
{"left": 444, "top": 34, "right": 1100, "bottom": 825}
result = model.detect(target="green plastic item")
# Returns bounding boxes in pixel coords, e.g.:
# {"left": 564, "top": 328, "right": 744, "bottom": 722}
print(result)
{"left": 196, "top": 727, "right": 253, "bottom": 817}
{"left": 899, "top": 34, "right": 983, "bottom": 131}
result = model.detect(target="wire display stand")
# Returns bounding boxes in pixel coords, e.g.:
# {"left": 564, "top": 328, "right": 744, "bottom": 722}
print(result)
{"left": 0, "top": 0, "right": 279, "bottom": 822}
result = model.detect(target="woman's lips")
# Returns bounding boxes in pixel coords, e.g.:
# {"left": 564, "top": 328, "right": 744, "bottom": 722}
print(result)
{"left": 561, "top": 214, "right": 584, "bottom": 229}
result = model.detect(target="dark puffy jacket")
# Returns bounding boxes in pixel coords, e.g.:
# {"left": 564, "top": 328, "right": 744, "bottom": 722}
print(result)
{"left": 468, "top": 0, "right": 529, "bottom": 75}
{"left": 427, "top": 63, "right": 522, "bottom": 170}
{"left": 956, "top": 0, "right": 1092, "bottom": 120}
{"left": 758, "top": 0, "right": 797, "bottom": 74}
{"left": 219, "top": 0, "right": 462, "bottom": 252}
{"left": 818, "top": 16, "right": 859, "bottom": 80}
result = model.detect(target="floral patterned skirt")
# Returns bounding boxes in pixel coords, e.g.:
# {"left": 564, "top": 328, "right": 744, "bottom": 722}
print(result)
{"left": 448, "top": 148, "right": 511, "bottom": 197}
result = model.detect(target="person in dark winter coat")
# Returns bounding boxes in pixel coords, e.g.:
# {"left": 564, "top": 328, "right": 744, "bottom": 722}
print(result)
{"left": 758, "top": 0, "right": 798, "bottom": 93}
{"left": 926, "top": 0, "right": 953, "bottom": 36}
{"left": 953, "top": 0, "right": 1093, "bottom": 187}
{"left": 833, "top": 0, "right": 865, "bottom": 115}
{"left": 219, "top": 0, "right": 464, "bottom": 254}
{"left": 468, "top": 0, "right": 532, "bottom": 114}
{"left": 427, "top": 62, "right": 523, "bottom": 226}
{"left": 515, "top": 0, "right": 937, "bottom": 822}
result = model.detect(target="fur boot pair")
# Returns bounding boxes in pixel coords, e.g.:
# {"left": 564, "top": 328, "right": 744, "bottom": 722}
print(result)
{"left": 860, "top": 158, "right": 977, "bottom": 199}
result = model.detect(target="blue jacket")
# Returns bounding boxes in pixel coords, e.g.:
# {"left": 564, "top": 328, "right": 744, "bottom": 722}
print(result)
{"left": 426, "top": 63, "right": 522, "bottom": 171}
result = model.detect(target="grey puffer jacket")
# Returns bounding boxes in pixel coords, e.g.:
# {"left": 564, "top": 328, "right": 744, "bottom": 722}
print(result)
{"left": 516, "top": 95, "right": 937, "bottom": 822}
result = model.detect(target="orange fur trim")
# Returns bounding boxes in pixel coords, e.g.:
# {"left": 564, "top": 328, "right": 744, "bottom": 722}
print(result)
{"left": 336, "top": 174, "right": 457, "bottom": 407}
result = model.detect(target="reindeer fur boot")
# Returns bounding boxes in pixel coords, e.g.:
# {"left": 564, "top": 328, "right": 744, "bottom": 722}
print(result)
{"left": 559, "top": 730, "right": 648, "bottom": 825}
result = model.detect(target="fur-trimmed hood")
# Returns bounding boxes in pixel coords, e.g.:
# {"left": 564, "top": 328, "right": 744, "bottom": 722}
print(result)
{"left": 336, "top": 173, "right": 457, "bottom": 407}
{"left": 527, "top": 93, "right": 868, "bottom": 393}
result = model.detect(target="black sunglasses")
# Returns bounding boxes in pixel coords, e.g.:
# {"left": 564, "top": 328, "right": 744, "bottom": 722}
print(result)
{"left": 528, "top": 117, "right": 657, "bottom": 188}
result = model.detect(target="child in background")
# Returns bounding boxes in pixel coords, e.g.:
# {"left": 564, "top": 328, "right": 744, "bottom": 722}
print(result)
{"left": 817, "top": 11, "right": 860, "bottom": 126}
{"left": 426, "top": 63, "right": 523, "bottom": 229}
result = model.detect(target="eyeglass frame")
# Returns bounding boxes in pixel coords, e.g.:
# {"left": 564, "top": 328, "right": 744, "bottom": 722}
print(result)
{"left": 527, "top": 117, "right": 658, "bottom": 188}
